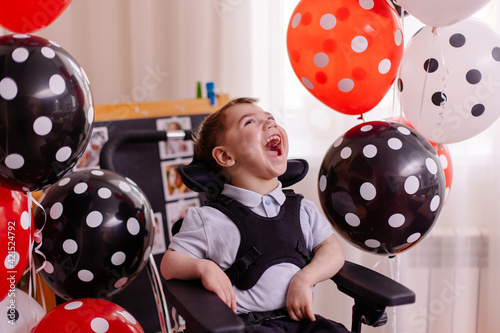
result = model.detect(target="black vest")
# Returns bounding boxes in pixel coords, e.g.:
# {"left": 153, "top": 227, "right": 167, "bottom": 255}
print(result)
{"left": 205, "top": 190, "right": 312, "bottom": 290}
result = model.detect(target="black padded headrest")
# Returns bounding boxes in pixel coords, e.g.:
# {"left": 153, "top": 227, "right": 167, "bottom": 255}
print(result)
{"left": 178, "top": 158, "right": 309, "bottom": 195}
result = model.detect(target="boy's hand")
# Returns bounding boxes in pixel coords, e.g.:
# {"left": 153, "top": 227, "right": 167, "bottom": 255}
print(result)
{"left": 285, "top": 235, "right": 345, "bottom": 322}
{"left": 285, "top": 273, "right": 316, "bottom": 322}
{"left": 200, "top": 260, "right": 237, "bottom": 313}
{"left": 161, "top": 249, "right": 237, "bottom": 313}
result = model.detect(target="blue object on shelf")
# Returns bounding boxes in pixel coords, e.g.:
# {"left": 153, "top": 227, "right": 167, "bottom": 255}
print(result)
{"left": 206, "top": 82, "right": 216, "bottom": 106}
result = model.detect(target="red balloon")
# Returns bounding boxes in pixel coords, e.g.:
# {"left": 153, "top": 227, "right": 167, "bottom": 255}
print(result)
{"left": 0, "top": 187, "right": 32, "bottom": 302}
{"left": 434, "top": 143, "right": 452, "bottom": 202}
{"left": 287, "top": 0, "right": 404, "bottom": 115}
{"left": 32, "top": 298, "right": 145, "bottom": 333}
{"left": 0, "top": 0, "right": 72, "bottom": 33}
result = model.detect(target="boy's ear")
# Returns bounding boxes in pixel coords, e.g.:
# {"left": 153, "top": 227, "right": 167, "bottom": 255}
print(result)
{"left": 212, "top": 146, "right": 235, "bottom": 168}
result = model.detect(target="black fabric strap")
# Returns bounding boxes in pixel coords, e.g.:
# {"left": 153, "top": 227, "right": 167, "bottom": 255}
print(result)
{"left": 238, "top": 308, "right": 289, "bottom": 325}
{"left": 225, "top": 247, "right": 262, "bottom": 283}
{"left": 296, "top": 240, "right": 313, "bottom": 264}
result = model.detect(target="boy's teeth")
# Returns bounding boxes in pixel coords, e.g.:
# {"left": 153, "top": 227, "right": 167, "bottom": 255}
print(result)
{"left": 264, "top": 135, "right": 280, "bottom": 146}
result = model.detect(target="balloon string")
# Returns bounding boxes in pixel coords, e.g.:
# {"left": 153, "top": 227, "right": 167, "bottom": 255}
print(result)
{"left": 28, "top": 192, "right": 48, "bottom": 320}
{"left": 417, "top": 28, "right": 438, "bottom": 132}
{"left": 29, "top": 192, "right": 48, "bottom": 274}
{"left": 26, "top": 192, "right": 35, "bottom": 333}
{"left": 35, "top": 267, "right": 47, "bottom": 312}
{"left": 395, "top": 0, "right": 404, "bottom": 123}
{"left": 396, "top": 60, "right": 404, "bottom": 124}
{"left": 371, "top": 258, "right": 382, "bottom": 270}
{"left": 26, "top": 192, "right": 35, "bottom": 285}
{"left": 388, "top": 255, "right": 401, "bottom": 333}
{"left": 25, "top": 192, "right": 48, "bottom": 332}
{"left": 434, "top": 27, "right": 449, "bottom": 127}
{"left": 394, "top": 0, "right": 403, "bottom": 121}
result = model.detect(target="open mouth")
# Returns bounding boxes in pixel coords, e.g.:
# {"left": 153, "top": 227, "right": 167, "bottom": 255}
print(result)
{"left": 264, "top": 135, "right": 282, "bottom": 156}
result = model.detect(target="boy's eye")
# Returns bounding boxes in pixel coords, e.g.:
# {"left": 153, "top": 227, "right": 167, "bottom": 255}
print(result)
{"left": 244, "top": 119, "right": 254, "bottom": 126}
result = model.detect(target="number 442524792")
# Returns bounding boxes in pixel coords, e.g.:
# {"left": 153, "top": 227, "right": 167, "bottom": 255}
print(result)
{"left": 7, "top": 221, "right": 16, "bottom": 269}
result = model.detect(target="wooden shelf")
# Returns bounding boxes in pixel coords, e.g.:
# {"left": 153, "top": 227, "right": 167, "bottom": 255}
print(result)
{"left": 94, "top": 94, "right": 229, "bottom": 122}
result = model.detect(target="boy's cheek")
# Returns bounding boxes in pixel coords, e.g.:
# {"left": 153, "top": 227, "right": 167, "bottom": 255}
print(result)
{"left": 236, "top": 145, "right": 259, "bottom": 156}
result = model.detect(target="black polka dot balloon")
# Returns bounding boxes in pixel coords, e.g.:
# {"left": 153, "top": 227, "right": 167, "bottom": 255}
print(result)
{"left": 0, "top": 34, "right": 94, "bottom": 192}
{"left": 33, "top": 169, "right": 154, "bottom": 300}
{"left": 318, "top": 121, "right": 445, "bottom": 255}
{"left": 398, "top": 18, "right": 500, "bottom": 144}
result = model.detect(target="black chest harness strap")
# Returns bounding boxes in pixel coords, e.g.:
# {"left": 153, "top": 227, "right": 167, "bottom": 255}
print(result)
{"left": 205, "top": 190, "right": 313, "bottom": 290}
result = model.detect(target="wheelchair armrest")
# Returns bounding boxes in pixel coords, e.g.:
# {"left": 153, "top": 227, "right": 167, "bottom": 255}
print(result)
{"left": 163, "top": 279, "right": 245, "bottom": 333}
{"left": 331, "top": 261, "right": 415, "bottom": 307}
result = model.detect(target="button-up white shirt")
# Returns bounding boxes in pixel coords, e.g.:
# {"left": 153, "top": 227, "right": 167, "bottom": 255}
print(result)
{"left": 169, "top": 182, "right": 333, "bottom": 314}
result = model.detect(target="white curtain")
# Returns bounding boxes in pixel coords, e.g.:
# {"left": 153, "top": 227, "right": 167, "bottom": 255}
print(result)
{"left": 12, "top": 1, "right": 500, "bottom": 332}
{"left": 15, "top": 0, "right": 254, "bottom": 104}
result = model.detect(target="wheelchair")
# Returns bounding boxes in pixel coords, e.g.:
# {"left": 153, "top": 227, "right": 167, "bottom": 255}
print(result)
{"left": 100, "top": 129, "right": 416, "bottom": 333}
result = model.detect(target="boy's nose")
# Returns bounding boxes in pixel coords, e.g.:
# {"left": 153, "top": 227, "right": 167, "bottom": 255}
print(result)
{"left": 265, "top": 119, "right": 277, "bottom": 129}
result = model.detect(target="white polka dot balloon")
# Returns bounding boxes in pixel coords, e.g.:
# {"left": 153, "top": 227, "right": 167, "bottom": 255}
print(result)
{"left": 33, "top": 169, "right": 154, "bottom": 300}
{"left": 31, "top": 298, "right": 144, "bottom": 333}
{"left": 397, "top": 0, "right": 490, "bottom": 28}
{"left": 318, "top": 121, "right": 445, "bottom": 255}
{"left": 398, "top": 18, "right": 500, "bottom": 144}
{"left": 0, "top": 288, "right": 45, "bottom": 332}
{"left": 287, "top": 0, "right": 404, "bottom": 115}
{"left": 0, "top": 34, "right": 93, "bottom": 192}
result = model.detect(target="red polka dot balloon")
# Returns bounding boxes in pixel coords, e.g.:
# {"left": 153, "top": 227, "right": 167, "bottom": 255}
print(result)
{"left": 31, "top": 298, "right": 144, "bottom": 333}
{"left": 318, "top": 121, "right": 445, "bottom": 255}
{"left": 0, "top": 186, "right": 32, "bottom": 302}
{"left": 287, "top": 0, "right": 404, "bottom": 115}
{"left": 0, "top": 0, "right": 72, "bottom": 34}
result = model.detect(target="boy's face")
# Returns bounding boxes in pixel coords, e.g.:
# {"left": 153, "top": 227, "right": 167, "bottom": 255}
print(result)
{"left": 214, "top": 103, "right": 289, "bottom": 183}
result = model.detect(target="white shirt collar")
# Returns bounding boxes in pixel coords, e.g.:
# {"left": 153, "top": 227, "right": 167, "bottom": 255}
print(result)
{"left": 221, "top": 182, "right": 286, "bottom": 208}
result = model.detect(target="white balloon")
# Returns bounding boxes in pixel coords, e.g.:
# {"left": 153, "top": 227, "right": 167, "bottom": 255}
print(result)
{"left": 0, "top": 289, "right": 45, "bottom": 332}
{"left": 398, "top": 18, "right": 500, "bottom": 143}
{"left": 398, "top": 0, "right": 491, "bottom": 27}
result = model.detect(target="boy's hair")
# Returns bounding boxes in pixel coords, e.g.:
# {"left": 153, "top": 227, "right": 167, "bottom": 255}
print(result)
{"left": 194, "top": 97, "right": 259, "bottom": 171}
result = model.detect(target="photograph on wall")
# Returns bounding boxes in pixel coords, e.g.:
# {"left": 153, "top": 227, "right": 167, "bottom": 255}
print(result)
{"left": 74, "top": 126, "right": 109, "bottom": 170}
{"left": 152, "top": 212, "right": 167, "bottom": 255}
{"left": 156, "top": 116, "right": 194, "bottom": 160}
{"left": 165, "top": 197, "right": 200, "bottom": 241}
{"left": 161, "top": 158, "right": 197, "bottom": 202}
